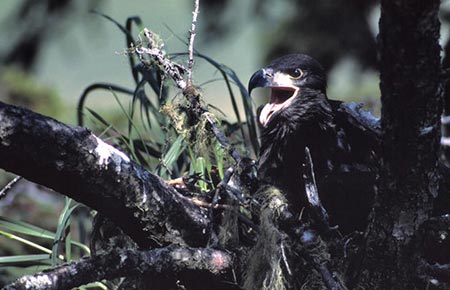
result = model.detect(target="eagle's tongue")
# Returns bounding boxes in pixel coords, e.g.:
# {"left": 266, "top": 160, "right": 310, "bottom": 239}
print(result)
{"left": 259, "top": 87, "right": 298, "bottom": 126}
{"left": 259, "top": 102, "right": 284, "bottom": 126}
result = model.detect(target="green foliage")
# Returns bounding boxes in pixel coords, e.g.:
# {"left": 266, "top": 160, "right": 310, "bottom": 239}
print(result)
{"left": 77, "top": 12, "right": 256, "bottom": 184}
{"left": 51, "top": 197, "right": 79, "bottom": 267}
{"left": 0, "top": 204, "right": 92, "bottom": 287}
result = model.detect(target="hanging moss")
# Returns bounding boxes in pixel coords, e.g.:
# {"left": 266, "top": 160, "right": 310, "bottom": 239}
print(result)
{"left": 244, "top": 186, "right": 289, "bottom": 290}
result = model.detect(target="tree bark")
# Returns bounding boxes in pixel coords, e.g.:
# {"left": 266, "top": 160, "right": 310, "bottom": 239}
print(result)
{"left": 441, "top": 36, "right": 450, "bottom": 161}
{"left": 3, "top": 246, "right": 232, "bottom": 290}
{"left": 357, "top": 1, "right": 443, "bottom": 289}
{"left": 0, "top": 101, "right": 209, "bottom": 248}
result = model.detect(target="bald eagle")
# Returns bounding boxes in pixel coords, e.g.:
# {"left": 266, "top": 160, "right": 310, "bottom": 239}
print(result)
{"left": 248, "top": 54, "right": 380, "bottom": 233}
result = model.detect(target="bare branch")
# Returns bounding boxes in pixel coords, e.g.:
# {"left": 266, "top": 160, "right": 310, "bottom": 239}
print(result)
{"left": 0, "top": 175, "right": 22, "bottom": 200}
{"left": 3, "top": 246, "right": 233, "bottom": 290}
{"left": 0, "top": 101, "right": 209, "bottom": 248}
{"left": 187, "top": 0, "right": 200, "bottom": 85}
{"left": 135, "top": 28, "right": 187, "bottom": 90}
{"left": 302, "top": 147, "right": 332, "bottom": 233}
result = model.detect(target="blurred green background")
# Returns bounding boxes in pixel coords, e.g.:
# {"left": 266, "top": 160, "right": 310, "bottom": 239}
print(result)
{"left": 0, "top": 0, "right": 390, "bottom": 124}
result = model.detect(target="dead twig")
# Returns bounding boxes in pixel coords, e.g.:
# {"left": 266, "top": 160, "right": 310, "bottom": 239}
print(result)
{"left": 303, "top": 147, "right": 333, "bottom": 233}
{"left": 187, "top": 0, "right": 200, "bottom": 85}
{"left": 0, "top": 176, "right": 22, "bottom": 200}
{"left": 135, "top": 28, "right": 187, "bottom": 90}
{"left": 207, "top": 166, "right": 235, "bottom": 246}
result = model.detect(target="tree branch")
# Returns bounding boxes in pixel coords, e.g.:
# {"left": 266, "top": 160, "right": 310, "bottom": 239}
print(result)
{"left": 3, "top": 245, "right": 232, "bottom": 290}
{"left": 0, "top": 175, "right": 22, "bottom": 199}
{"left": 302, "top": 147, "right": 331, "bottom": 233}
{"left": 187, "top": 0, "right": 200, "bottom": 85}
{"left": 0, "top": 101, "right": 209, "bottom": 248}
{"left": 132, "top": 28, "right": 245, "bottom": 165}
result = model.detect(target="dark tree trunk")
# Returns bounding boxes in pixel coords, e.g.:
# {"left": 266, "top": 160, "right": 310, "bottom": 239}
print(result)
{"left": 357, "top": 1, "right": 443, "bottom": 289}
{"left": 441, "top": 37, "right": 450, "bottom": 161}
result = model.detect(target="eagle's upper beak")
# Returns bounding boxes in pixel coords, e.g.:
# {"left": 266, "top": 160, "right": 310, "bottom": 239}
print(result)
{"left": 248, "top": 68, "right": 274, "bottom": 95}
{"left": 248, "top": 68, "right": 299, "bottom": 126}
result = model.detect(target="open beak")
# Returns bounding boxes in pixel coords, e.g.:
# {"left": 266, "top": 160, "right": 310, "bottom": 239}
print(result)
{"left": 248, "top": 68, "right": 299, "bottom": 126}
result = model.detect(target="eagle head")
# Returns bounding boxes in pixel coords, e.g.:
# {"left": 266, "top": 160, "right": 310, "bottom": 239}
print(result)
{"left": 248, "top": 54, "right": 327, "bottom": 127}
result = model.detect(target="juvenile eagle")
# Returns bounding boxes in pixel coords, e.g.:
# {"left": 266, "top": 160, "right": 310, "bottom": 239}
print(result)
{"left": 248, "top": 54, "right": 379, "bottom": 233}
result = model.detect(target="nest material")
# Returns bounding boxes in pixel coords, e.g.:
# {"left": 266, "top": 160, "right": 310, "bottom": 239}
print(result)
{"left": 243, "top": 186, "right": 290, "bottom": 290}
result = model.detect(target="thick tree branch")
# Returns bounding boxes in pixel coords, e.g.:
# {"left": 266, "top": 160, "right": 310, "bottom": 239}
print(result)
{"left": 3, "top": 246, "right": 232, "bottom": 290}
{"left": 0, "top": 101, "right": 209, "bottom": 248}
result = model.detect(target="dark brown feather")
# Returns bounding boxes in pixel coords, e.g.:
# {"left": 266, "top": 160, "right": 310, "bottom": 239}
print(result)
{"left": 257, "top": 87, "right": 379, "bottom": 233}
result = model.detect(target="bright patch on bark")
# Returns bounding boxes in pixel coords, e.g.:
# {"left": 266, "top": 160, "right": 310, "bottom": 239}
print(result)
{"left": 94, "top": 136, "right": 130, "bottom": 172}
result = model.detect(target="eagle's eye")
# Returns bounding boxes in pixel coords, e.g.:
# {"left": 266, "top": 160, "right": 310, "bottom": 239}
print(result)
{"left": 290, "top": 68, "right": 304, "bottom": 79}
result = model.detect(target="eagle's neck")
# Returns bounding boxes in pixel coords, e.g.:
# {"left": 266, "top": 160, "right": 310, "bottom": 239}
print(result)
{"left": 257, "top": 89, "right": 335, "bottom": 191}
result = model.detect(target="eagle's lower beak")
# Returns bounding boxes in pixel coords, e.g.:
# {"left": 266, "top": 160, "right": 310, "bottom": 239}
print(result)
{"left": 248, "top": 68, "right": 299, "bottom": 127}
